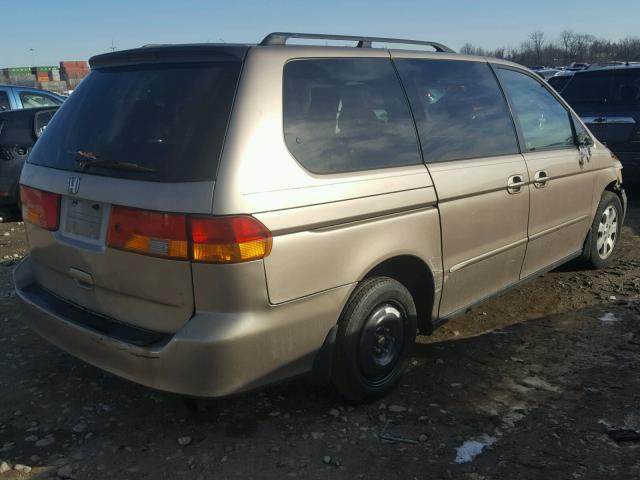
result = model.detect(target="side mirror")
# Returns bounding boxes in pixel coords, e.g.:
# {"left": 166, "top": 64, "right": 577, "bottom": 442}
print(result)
{"left": 33, "top": 109, "right": 56, "bottom": 139}
{"left": 578, "top": 134, "right": 594, "bottom": 148}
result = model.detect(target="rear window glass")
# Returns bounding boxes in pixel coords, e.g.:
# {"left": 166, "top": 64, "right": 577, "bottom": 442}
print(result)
{"left": 283, "top": 58, "right": 421, "bottom": 174}
{"left": 562, "top": 71, "right": 612, "bottom": 105}
{"left": 547, "top": 75, "right": 571, "bottom": 92}
{"left": 395, "top": 59, "right": 519, "bottom": 162}
{"left": 28, "top": 62, "right": 241, "bottom": 182}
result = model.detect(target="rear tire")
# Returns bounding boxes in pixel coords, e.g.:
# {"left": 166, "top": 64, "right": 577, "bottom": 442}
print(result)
{"left": 582, "top": 191, "right": 623, "bottom": 269}
{"left": 331, "top": 277, "right": 417, "bottom": 404}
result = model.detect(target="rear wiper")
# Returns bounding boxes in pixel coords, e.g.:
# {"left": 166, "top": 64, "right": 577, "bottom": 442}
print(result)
{"left": 74, "top": 150, "right": 156, "bottom": 173}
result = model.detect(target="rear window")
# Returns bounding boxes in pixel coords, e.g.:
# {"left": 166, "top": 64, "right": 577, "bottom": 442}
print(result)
{"left": 562, "top": 70, "right": 612, "bottom": 105}
{"left": 547, "top": 75, "right": 571, "bottom": 92}
{"left": 28, "top": 61, "right": 241, "bottom": 182}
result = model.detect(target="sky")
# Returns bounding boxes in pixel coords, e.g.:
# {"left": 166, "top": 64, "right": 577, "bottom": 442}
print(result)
{"left": 1, "top": 0, "right": 638, "bottom": 68}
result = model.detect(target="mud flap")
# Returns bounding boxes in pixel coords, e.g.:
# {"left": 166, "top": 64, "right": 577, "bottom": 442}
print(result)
{"left": 310, "top": 325, "right": 338, "bottom": 386}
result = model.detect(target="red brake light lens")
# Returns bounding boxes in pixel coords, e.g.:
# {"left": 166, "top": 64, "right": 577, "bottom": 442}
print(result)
{"left": 106, "top": 208, "right": 272, "bottom": 263}
{"left": 20, "top": 186, "right": 60, "bottom": 231}
{"left": 107, "top": 207, "right": 188, "bottom": 259}
{"left": 190, "top": 216, "right": 272, "bottom": 263}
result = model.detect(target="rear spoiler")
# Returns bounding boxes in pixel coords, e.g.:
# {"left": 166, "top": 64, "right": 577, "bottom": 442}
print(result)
{"left": 90, "top": 45, "right": 249, "bottom": 69}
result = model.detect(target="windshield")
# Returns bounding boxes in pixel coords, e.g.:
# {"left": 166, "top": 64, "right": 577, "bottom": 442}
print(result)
{"left": 28, "top": 61, "right": 242, "bottom": 182}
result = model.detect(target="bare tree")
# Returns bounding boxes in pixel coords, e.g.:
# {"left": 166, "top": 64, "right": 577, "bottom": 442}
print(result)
{"left": 559, "top": 30, "right": 576, "bottom": 63}
{"left": 457, "top": 32, "right": 638, "bottom": 67}
{"left": 529, "top": 31, "right": 545, "bottom": 64}
{"left": 459, "top": 43, "right": 476, "bottom": 55}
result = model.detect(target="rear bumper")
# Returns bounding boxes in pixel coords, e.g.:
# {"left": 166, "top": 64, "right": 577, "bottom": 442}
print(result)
{"left": 14, "top": 256, "right": 351, "bottom": 397}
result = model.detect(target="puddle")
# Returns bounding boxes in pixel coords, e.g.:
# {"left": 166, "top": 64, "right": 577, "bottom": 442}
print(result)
{"left": 454, "top": 435, "right": 497, "bottom": 464}
{"left": 600, "top": 313, "right": 621, "bottom": 324}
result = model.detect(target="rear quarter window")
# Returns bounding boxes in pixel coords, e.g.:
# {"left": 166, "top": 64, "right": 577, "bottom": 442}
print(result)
{"left": 283, "top": 58, "right": 421, "bottom": 174}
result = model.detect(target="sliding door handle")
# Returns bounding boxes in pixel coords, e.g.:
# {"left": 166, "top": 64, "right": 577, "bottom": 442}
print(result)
{"left": 507, "top": 175, "right": 526, "bottom": 194}
{"left": 533, "top": 170, "right": 550, "bottom": 188}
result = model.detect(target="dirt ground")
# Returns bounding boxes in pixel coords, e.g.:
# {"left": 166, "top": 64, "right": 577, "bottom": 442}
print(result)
{"left": 0, "top": 198, "right": 639, "bottom": 480}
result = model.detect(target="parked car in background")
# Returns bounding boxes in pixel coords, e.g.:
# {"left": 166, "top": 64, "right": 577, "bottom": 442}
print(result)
{"left": 566, "top": 62, "right": 590, "bottom": 71}
{"left": 561, "top": 63, "right": 640, "bottom": 182}
{"left": 0, "top": 85, "right": 65, "bottom": 111}
{"left": 14, "top": 34, "right": 626, "bottom": 403}
{"left": 547, "top": 70, "right": 575, "bottom": 92}
{"left": 0, "top": 107, "right": 57, "bottom": 206}
{"left": 534, "top": 68, "right": 560, "bottom": 79}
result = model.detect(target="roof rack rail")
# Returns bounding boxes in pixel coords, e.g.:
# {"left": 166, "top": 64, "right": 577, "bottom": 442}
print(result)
{"left": 259, "top": 32, "right": 455, "bottom": 53}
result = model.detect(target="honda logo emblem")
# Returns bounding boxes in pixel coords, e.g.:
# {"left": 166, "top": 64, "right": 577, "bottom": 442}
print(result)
{"left": 68, "top": 177, "right": 81, "bottom": 195}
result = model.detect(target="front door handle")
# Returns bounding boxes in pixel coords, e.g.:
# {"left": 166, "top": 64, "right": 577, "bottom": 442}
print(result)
{"left": 507, "top": 174, "right": 526, "bottom": 194}
{"left": 533, "top": 170, "right": 550, "bottom": 188}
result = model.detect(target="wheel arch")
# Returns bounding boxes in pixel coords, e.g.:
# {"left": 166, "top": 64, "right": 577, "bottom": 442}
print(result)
{"left": 604, "top": 180, "right": 626, "bottom": 218}
{"left": 362, "top": 255, "right": 436, "bottom": 335}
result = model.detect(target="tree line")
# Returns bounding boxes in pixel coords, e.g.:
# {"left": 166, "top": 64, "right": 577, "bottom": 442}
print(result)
{"left": 460, "top": 31, "right": 640, "bottom": 67}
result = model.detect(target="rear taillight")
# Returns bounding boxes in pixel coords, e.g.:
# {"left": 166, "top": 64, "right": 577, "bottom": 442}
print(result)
{"left": 20, "top": 186, "right": 60, "bottom": 231}
{"left": 106, "top": 207, "right": 272, "bottom": 263}
{"left": 191, "top": 216, "right": 272, "bottom": 263}
{"left": 107, "top": 207, "right": 189, "bottom": 259}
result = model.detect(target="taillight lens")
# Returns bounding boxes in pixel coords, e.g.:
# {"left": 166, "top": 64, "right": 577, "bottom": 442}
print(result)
{"left": 107, "top": 207, "right": 188, "bottom": 259}
{"left": 20, "top": 186, "right": 60, "bottom": 231}
{"left": 106, "top": 207, "right": 272, "bottom": 263}
{"left": 190, "top": 216, "right": 272, "bottom": 263}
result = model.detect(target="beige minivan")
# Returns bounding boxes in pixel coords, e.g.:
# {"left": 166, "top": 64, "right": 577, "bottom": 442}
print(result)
{"left": 15, "top": 33, "right": 626, "bottom": 402}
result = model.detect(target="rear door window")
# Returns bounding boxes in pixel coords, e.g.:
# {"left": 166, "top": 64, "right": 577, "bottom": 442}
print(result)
{"left": 19, "top": 92, "right": 61, "bottom": 108}
{"left": 395, "top": 59, "right": 519, "bottom": 162}
{"left": 283, "top": 58, "right": 421, "bottom": 174}
{"left": 28, "top": 61, "right": 242, "bottom": 182}
{"left": 497, "top": 68, "right": 575, "bottom": 152}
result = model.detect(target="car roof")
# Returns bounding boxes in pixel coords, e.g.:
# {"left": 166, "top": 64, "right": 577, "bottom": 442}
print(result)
{"left": 0, "top": 84, "right": 65, "bottom": 96}
{"left": 89, "top": 41, "right": 528, "bottom": 74}
{"left": 578, "top": 62, "right": 640, "bottom": 73}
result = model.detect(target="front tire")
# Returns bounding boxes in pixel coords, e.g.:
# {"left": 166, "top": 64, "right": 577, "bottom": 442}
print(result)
{"left": 332, "top": 277, "right": 417, "bottom": 404}
{"left": 582, "top": 191, "right": 623, "bottom": 269}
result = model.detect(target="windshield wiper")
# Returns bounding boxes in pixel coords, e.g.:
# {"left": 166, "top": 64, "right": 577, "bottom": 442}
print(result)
{"left": 74, "top": 151, "right": 156, "bottom": 173}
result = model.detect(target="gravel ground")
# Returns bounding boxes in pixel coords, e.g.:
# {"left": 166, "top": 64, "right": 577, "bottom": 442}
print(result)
{"left": 0, "top": 201, "right": 638, "bottom": 480}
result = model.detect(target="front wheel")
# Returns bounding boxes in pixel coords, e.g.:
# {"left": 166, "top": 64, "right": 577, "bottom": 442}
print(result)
{"left": 582, "top": 191, "right": 623, "bottom": 269}
{"left": 331, "top": 277, "right": 417, "bottom": 404}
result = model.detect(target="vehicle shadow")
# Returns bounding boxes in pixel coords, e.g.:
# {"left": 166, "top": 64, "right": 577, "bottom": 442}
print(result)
{"left": 0, "top": 206, "right": 21, "bottom": 223}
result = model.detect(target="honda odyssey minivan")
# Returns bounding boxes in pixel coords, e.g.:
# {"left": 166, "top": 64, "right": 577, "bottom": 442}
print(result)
{"left": 14, "top": 33, "right": 626, "bottom": 402}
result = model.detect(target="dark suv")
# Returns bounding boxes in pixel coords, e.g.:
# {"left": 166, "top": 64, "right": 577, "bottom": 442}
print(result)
{"left": 561, "top": 63, "right": 640, "bottom": 182}
{"left": 0, "top": 107, "right": 57, "bottom": 206}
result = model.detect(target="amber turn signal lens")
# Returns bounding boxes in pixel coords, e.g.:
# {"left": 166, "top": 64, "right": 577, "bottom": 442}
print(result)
{"left": 190, "top": 216, "right": 272, "bottom": 263}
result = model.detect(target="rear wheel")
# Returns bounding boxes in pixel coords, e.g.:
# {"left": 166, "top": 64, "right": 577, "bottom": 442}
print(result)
{"left": 582, "top": 191, "right": 623, "bottom": 269}
{"left": 332, "top": 277, "right": 417, "bottom": 403}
